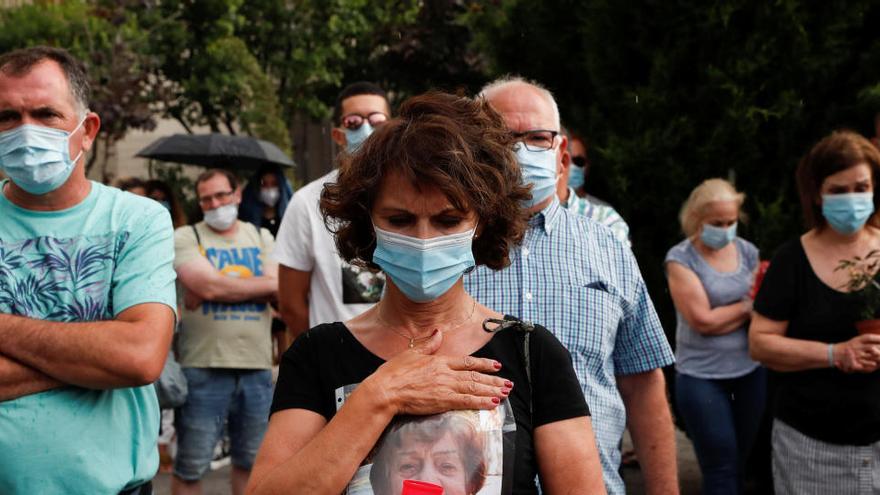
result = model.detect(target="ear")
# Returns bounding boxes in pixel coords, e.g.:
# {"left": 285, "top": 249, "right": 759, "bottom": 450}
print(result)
{"left": 556, "top": 135, "right": 569, "bottom": 177}
{"left": 331, "top": 127, "right": 347, "bottom": 148}
{"left": 79, "top": 112, "right": 101, "bottom": 153}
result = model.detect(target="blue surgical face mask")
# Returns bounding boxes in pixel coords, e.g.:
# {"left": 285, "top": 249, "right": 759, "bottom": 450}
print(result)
{"left": 372, "top": 225, "right": 476, "bottom": 303}
{"left": 344, "top": 123, "right": 374, "bottom": 153}
{"left": 700, "top": 222, "right": 737, "bottom": 250}
{"left": 567, "top": 163, "right": 585, "bottom": 189}
{"left": 515, "top": 143, "right": 558, "bottom": 208}
{"left": 0, "top": 117, "right": 86, "bottom": 195}
{"left": 822, "top": 192, "right": 875, "bottom": 235}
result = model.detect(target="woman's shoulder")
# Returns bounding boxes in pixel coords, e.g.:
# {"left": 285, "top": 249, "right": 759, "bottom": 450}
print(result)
{"left": 734, "top": 237, "right": 759, "bottom": 266}
{"left": 484, "top": 318, "right": 571, "bottom": 360}
{"left": 664, "top": 238, "right": 696, "bottom": 266}
{"left": 769, "top": 237, "right": 806, "bottom": 263}
{"left": 285, "top": 322, "right": 349, "bottom": 356}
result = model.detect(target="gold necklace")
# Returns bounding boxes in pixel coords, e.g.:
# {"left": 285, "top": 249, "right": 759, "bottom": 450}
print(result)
{"left": 376, "top": 297, "right": 478, "bottom": 348}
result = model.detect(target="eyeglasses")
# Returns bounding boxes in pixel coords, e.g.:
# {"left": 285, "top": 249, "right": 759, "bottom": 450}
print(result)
{"left": 341, "top": 112, "right": 388, "bottom": 130}
{"left": 198, "top": 190, "right": 234, "bottom": 205}
{"left": 512, "top": 129, "right": 559, "bottom": 151}
{"left": 571, "top": 155, "right": 588, "bottom": 168}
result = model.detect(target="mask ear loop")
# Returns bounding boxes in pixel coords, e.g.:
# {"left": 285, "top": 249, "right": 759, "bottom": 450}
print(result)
{"left": 67, "top": 113, "right": 89, "bottom": 164}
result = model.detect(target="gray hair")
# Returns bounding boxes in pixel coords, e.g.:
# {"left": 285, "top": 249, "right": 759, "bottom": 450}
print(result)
{"left": 479, "top": 75, "right": 561, "bottom": 130}
{"left": 0, "top": 46, "right": 90, "bottom": 118}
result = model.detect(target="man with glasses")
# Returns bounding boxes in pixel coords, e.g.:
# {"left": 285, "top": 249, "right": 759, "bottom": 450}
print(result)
{"left": 172, "top": 168, "right": 278, "bottom": 495}
{"left": 275, "top": 82, "right": 390, "bottom": 337}
{"left": 557, "top": 129, "right": 631, "bottom": 247}
{"left": 465, "top": 77, "right": 677, "bottom": 494}
{"left": 0, "top": 46, "right": 176, "bottom": 495}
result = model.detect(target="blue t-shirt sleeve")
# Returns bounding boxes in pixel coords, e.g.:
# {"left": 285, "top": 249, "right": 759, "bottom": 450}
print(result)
{"left": 664, "top": 240, "right": 695, "bottom": 273}
{"left": 112, "top": 204, "right": 178, "bottom": 317}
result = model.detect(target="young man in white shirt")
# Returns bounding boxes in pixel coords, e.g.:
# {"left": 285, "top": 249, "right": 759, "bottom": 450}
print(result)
{"left": 275, "top": 82, "right": 391, "bottom": 336}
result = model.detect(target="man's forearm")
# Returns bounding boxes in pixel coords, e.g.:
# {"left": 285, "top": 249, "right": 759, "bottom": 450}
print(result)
{"left": 198, "top": 275, "right": 278, "bottom": 303}
{"left": 0, "top": 354, "right": 62, "bottom": 402}
{"left": 0, "top": 304, "right": 173, "bottom": 390}
{"left": 618, "top": 369, "right": 679, "bottom": 495}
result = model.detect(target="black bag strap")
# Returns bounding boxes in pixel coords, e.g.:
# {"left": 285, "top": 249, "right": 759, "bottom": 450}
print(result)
{"left": 483, "top": 315, "right": 535, "bottom": 415}
{"left": 191, "top": 224, "right": 204, "bottom": 251}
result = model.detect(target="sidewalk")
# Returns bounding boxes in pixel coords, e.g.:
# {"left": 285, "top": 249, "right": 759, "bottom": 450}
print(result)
{"left": 153, "top": 429, "right": 701, "bottom": 494}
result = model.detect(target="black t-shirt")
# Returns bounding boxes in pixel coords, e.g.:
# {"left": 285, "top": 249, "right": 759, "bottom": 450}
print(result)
{"left": 272, "top": 320, "right": 590, "bottom": 494}
{"left": 754, "top": 238, "right": 880, "bottom": 445}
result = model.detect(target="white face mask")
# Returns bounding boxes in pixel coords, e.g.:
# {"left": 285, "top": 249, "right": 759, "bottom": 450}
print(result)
{"left": 259, "top": 187, "right": 280, "bottom": 207}
{"left": 204, "top": 203, "right": 238, "bottom": 231}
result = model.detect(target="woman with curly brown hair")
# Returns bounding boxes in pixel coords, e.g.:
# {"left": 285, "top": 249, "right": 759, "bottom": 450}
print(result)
{"left": 246, "top": 92, "right": 604, "bottom": 494}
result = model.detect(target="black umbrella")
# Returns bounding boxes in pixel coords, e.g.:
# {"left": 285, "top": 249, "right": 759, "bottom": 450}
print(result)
{"left": 135, "top": 133, "right": 295, "bottom": 169}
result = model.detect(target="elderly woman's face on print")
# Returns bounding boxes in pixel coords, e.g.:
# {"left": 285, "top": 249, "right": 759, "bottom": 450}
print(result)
{"left": 370, "top": 414, "right": 486, "bottom": 495}
{"left": 388, "top": 431, "right": 468, "bottom": 495}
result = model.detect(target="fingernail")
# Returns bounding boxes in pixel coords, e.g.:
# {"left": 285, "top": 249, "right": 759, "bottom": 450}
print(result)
{"left": 501, "top": 388, "right": 510, "bottom": 396}
{"left": 491, "top": 397, "right": 500, "bottom": 404}
{"left": 493, "top": 361, "right": 502, "bottom": 370}
{"left": 504, "top": 380, "right": 513, "bottom": 388}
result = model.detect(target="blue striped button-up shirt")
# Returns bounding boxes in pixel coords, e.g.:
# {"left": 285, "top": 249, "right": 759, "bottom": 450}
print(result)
{"left": 464, "top": 198, "right": 674, "bottom": 494}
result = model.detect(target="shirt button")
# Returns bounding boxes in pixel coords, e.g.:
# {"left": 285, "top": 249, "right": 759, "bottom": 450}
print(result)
{"left": 863, "top": 459, "right": 871, "bottom": 467}
{"left": 522, "top": 248, "right": 530, "bottom": 256}
{"left": 525, "top": 292, "right": 533, "bottom": 300}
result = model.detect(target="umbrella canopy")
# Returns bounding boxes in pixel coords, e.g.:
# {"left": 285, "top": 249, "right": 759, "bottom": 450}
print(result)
{"left": 135, "top": 133, "right": 295, "bottom": 169}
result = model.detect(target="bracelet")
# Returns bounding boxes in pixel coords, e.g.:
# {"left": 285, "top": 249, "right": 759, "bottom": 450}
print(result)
{"left": 828, "top": 344, "right": 835, "bottom": 368}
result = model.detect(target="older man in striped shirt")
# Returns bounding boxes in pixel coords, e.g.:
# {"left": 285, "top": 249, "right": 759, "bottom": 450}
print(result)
{"left": 465, "top": 76, "right": 678, "bottom": 495}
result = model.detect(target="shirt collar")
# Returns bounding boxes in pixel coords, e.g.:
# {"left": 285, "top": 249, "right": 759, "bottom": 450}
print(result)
{"left": 561, "top": 187, "right": 576, "bottom": 209}
{"left": 528, "top": 196, "right": 562, "bottom": 234}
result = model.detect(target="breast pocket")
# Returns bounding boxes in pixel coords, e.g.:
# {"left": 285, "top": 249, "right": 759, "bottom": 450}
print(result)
{"left": 560, "top": 281, "right": 625, "bottom": 371}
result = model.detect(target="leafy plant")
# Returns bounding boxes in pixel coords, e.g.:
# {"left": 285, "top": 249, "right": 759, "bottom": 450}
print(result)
{"left": 836, "top": 250, "right": 880, "bottom": 321}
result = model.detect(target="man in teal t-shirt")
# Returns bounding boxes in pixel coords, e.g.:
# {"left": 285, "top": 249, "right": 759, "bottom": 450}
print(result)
{"left": 0, "top": 47, "right": 177, "bottom": 494}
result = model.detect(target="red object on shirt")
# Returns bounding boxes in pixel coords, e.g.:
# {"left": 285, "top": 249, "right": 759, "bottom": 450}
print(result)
{"left": 401, "top": 480, "right": 444, "bottom": 495}
{"left": 750, "top": 260, "right": 771, "bottom": 300}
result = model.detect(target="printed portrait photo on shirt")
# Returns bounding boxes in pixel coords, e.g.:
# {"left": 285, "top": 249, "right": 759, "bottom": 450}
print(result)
{"left": 337, "top": 383, "right": 514, "bottom": 495}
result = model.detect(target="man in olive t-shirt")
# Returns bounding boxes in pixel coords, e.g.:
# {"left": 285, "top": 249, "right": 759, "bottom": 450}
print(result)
{"left": 173, "top": 169, "right": 278, "bottom": 495}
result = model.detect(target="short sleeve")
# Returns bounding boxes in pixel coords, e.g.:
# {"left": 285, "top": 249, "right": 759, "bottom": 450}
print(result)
{"left": 274, "top": 189, "right": 315, "bottom": 271}
{"left": 753, "top": 240, "right": 798, "bottom": 321}
{"left": 613, "top": 248, "right": 675, "bottom": 374}
{"left": 112, "top": 205, "right": 178, "bottom": 317}
{"left": 271, "top": 328, "right": 326, "bottom": 417}
{"left": 173, "top": 225, "right": 201, "bottom": 269}
{"left": 530, "top": 325, "right": 590, "bottom": 427}
{"left": 663, "top": 241, "right": 693, "bottom": 274}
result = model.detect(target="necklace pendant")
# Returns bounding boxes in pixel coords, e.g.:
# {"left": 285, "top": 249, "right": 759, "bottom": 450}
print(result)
{"left": 408, "top": 339, "right": 415, "bottom": 349}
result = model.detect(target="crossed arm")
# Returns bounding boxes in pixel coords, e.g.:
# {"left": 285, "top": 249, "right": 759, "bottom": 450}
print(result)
{"left": 666, "top": 262, "right": 752, "bottom": 336}
{"left": 177, "top": 256, "right": 278, "bottom": 308}
{"left": 0, "top": 302, "right": 175, "bottom": 401}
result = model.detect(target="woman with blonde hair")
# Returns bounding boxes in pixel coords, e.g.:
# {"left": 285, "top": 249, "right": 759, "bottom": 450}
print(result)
{"left": 665, "top": 178, "right": 764, "bottom": 495}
